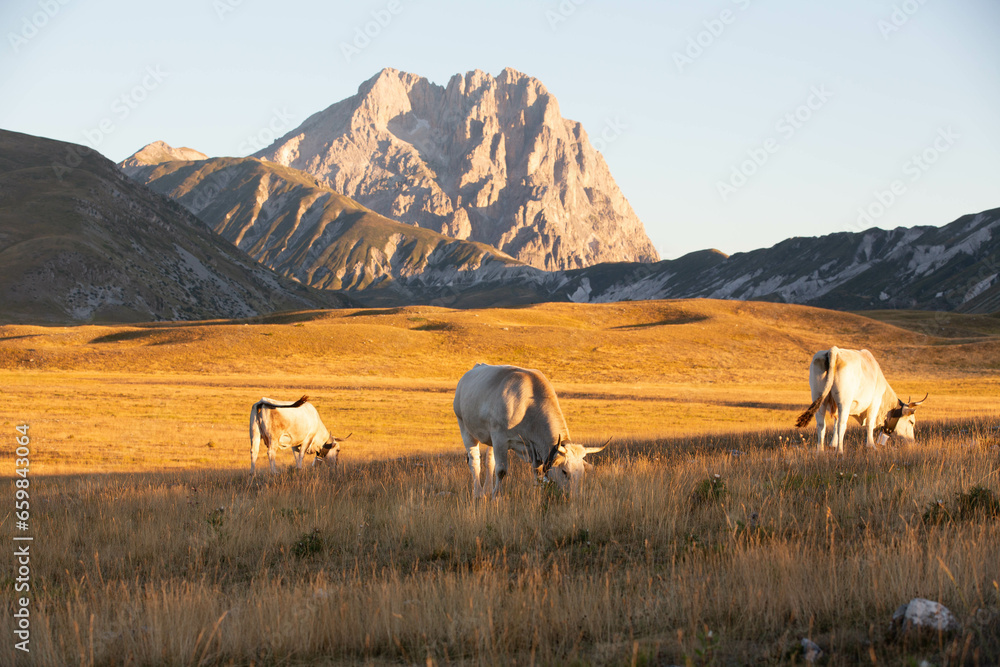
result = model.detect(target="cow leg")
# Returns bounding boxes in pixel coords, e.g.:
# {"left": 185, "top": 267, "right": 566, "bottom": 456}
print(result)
{"left": 292, "top": 446, "right": 305, "bottom": 470}
{"left": 491, "top": 440, "right": 510, "bottom": 499}
{"left": 864, "top": 405, "right": 878, "bottom": 448}
{"left": 250, "top": 436, "right": 260, "bottom": 474}
{"left": 459, "top": 421, "right": 486, "bottom": 498}
{"left": 815, "top": 408, "right": 828, "bottom": 453}
{"left": 834, "top": 406, "right": 850, "bottom": 455}
{"left": 466, "top": 444, "right": 484, "bottom": 498}
{"left": 267, "top": 445, "right": 278, "bottom": 474}
{"left": 485, "top": 446, "right": 496, "bottom": 497}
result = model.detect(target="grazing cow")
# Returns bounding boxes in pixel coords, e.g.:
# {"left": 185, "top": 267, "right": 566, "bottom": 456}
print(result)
{"left": 249, "top": 396, "right": 350, "bottom": 473}
{"left": 795, "top": 347, "right": 927, "bottom": 453}
{"left": 454, "top": 363, "right": 609, "bottom": 498}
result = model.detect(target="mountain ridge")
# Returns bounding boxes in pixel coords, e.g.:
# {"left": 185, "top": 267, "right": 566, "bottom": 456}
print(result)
{"left": 121, "top": 150, "right": 524, "bottom": 295}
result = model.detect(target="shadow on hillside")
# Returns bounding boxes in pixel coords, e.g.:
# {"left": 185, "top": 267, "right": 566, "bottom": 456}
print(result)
{"left": 345, "top": 308, "right": 407, "bottom": 317}
{"left": 611, "top": 314, "right": 710, "bottom": 329}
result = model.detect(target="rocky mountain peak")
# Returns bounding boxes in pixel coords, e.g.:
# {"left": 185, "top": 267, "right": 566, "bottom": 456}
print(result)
{"left": 255, "top": 68, "right": 659, "bottom": 270}
{"left": 120, "top": 141, "right": 206, "bottom": 176}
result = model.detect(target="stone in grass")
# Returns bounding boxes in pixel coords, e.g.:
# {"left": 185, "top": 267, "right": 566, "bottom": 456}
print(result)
{"left": 890, "top": 598, "right": 960, "bottom": 635}
{"left": 800, "top": 638, "right": 823, "bottom": 663}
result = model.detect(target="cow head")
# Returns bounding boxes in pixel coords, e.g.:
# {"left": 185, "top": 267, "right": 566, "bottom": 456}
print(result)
{"left": 314, "top": 433, "right": 351, "bottom": 470}
{"left": 883, "top": 395, "right": 928, "bottom": 440}
{"left": 538, "top": 435, "right": 610, "bottom": 493}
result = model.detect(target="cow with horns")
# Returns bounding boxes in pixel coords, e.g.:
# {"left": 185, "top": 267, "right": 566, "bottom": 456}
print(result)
{"left": 249, "top": 396, "right": 350, "bottom": 473}
{"left": 454, "top": 363, "right": 609, "bottom": 498}
{"left": 796, "top": 347, "right": 927, "bottom": 453}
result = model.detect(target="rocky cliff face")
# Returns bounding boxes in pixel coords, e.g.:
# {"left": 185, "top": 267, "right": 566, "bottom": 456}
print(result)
{"left": 254, "top": 68, "right": 659, "bottom": 270}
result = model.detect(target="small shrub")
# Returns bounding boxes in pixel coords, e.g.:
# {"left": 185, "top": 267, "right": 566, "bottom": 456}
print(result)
{"left": 292, "top": 528, "right": 324, "bottom": 559}
{"left": 922, "top": 499, "right": 952, "bottom": 525}
{"left": 923, "top": 486, "right": 1000, "bottom": 525}
{"left": 956, "top": 485, "right": 1000, "bottom": 520}
{"left": 206, "top": 506, "right": 225, "bottom": 529}
{"left": 693, "top": 474, "right": 727, "bottom": 505}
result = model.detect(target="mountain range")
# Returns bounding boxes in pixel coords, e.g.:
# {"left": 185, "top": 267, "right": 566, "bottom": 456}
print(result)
{"left": 124, "top": 137, "right": 999, "bottom": 314}
{"left": 1, "top": 66, "right": 996, "bottom": 323}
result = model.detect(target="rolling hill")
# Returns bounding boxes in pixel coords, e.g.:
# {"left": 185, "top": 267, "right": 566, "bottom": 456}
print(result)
{"left": 0, "top": 129, "right": 353, "bottom": 323}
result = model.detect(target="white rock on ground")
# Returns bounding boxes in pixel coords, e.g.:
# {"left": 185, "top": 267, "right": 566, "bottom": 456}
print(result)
{"left": 891, "top": 598, "right": 960, "bottom": 633}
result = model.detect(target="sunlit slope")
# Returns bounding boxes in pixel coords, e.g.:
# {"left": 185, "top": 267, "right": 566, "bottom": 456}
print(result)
{"left": 3, "top": 299, "right": 997, "bottom": 383}
{"left": 2, "top": 300, "right": 998, "bottom": 473}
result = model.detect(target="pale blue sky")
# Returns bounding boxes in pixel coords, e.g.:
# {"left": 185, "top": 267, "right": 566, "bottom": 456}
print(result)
{"left": 2, "top": 0, "right": 997, "bottom": 259}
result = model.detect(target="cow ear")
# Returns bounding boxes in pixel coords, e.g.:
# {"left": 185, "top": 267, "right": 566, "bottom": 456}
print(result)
{"left": 583, "top": 460, "right": 594, "bottom": 471}
{"left": 898, "top": 399, "right": 905, "bottom": 407}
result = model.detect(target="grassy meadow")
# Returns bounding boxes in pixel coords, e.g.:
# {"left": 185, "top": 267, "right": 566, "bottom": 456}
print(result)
{"left": 1, "top": 299, "right": 999, "bottom": 665}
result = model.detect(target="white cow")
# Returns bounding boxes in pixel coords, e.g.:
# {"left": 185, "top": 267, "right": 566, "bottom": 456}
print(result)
{"left": 795, "top": 347, "right": 927, "bottom": 453}
{"left": 249, "top": 396, "right": 350, "bottom": 473}
{"left": 454, "top": 363, "right": 608, "bottom": 498}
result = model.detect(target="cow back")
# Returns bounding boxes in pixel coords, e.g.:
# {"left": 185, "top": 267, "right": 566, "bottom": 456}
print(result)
{"left": 455, "top": 364, "right": 570, "bottom": 444}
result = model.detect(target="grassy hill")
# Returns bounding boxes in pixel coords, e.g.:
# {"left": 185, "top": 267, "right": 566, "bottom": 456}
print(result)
{"left": 0, "top": 130, "right": 353, "bottom": 323}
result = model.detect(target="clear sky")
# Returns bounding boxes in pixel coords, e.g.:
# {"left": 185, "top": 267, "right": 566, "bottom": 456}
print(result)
{"left": 2, "top": 0, "right": 998, "bottom": 259}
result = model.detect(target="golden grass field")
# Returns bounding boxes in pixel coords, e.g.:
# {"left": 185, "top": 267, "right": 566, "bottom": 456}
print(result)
{"left": 1, "top": 299, "right": 999, "bottom": 665}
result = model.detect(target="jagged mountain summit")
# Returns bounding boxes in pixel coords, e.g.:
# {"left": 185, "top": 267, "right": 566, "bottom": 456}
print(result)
{"left": 253, "top": 67, "right": 659, "bottom": 270}
{"left": 121, "top": 145, "right": 521, "bottom": 297}
{"left": 0, "top": 130, "right": 350, "bottom": 324}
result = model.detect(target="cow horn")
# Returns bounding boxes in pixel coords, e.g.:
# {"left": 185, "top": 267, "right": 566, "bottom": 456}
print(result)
{"left": 541, "top": 441, "right": 560, "bottom": 473}
{"left": 583, "top": 437, "right": 612, "bottom": 455}
{"left": 338, "top": 433, "right": 353, "bottom": 441}
{"left": 910, "top": 393, "right": 928, "bottom": 406}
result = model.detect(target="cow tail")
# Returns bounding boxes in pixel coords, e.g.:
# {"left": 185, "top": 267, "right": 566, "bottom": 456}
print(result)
{"left": 795, "top": 347, "right": 838, "bottom": 428}
{"left": 258, "top": 395, "right": 309, "bottom": 409}
{"left": 250, "top": 402, "right": 263, "bottom": 452}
